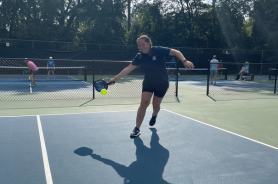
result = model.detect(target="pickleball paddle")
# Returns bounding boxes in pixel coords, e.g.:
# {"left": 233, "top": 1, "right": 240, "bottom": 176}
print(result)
{"left": 94, "top": 79, "right": 115, "bottom": 92}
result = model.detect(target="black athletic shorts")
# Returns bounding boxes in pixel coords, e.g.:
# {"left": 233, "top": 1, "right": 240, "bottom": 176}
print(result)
{"left": 142, "top": 80, "right": 169, "bottom": 98}
{"left": 32, "top": 69, "right": 39, "bottom": 75}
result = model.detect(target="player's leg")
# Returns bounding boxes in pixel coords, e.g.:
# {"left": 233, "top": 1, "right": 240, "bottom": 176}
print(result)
{"left": 52, "top": 70, "right": 55, "bottom": 79}
{"left": 47, "top": 70, "right": 50, "bottom": 79}
{"left": 149, "top": 81, "right": 169, "bottom": 126}
{"left": 130, "top": 92, "right": 152, "bottom": 137}
{"left": 214, "top": 71, "right": 217, "bottom": 84}
{"left": 239, "top": 70, "right": 244, "bottom": 79}
{"left": 30, "top": 74, "right": 35, "bottom": 85}
{"left": 149, "top": 95, "right": 163, "bottom": 126}
{"left": 152, "top": 96, "right": 163, "bottom": 116}
{"left": 136, "top": 92, "right": 153, "bottom": 128}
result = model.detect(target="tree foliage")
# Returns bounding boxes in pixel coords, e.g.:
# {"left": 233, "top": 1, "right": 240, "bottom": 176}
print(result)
{"left": 0, "top": 0, "right": 278, "bottom": 51}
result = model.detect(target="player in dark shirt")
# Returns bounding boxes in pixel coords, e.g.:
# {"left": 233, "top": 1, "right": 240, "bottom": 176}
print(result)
{"left": 108, "top": 35, "right": 194, "bottom": 137}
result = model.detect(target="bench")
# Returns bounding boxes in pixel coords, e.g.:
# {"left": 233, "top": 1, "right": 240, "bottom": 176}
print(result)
{"left": 241, "top": 74, "right": 255, "bottom": 81}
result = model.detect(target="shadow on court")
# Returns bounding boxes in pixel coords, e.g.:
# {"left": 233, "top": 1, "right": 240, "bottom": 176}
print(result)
{"left": 74, "top": 128, "right": 171, "bottom": 184}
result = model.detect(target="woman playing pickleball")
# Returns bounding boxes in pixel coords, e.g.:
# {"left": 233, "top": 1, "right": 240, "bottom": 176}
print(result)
{"left": 24, "top": 58, "right": 39, "bottom": 86}
{"left": 108, "top": 35, "right": 194, "bottom": 137}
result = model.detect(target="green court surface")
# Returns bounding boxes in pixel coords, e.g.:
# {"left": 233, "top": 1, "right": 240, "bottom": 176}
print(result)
{"left": 1, "top": 84, "right": 278, "bottom": 149}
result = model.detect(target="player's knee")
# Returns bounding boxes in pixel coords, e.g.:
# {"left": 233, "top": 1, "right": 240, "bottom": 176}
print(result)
{"left": 140, "top": 100, "right": 150, "bottom": 108}
{"left": 152, "top": 103, "right": 160, "bottom": 110}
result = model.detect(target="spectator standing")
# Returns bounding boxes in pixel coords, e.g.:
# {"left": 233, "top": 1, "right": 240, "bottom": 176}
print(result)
{"left": 210, "top": 55, "right": 219, "bottom": 85}
{"left": 47, "top": 57, "right": 55, "bottom": 79}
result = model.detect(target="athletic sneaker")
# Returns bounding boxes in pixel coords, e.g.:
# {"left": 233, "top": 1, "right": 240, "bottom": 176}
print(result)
{"left": 130, "top": 127, "right": 141, "bottom": 137}
{"left": 30, "top": 84, "right": 36, "bottom": 87}
{"left": 149, "top": 116, "right": 157, "bottom": 126}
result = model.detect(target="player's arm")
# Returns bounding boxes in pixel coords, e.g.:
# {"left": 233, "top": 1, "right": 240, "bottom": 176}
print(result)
{"left": 169, "top": 49, "right": 194, "bottom": 69}
{"left": 27, "top": 63, "right": 31, "bottom": 72}
{"left": 109, "top": 64, "right": 137, "bottom": 84}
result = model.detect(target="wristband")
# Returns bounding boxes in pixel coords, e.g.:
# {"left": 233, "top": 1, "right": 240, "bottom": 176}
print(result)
{"left": 182, "top": 59, "right": 187, "bottom": 63}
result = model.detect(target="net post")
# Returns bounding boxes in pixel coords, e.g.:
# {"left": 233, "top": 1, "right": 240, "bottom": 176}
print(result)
{"left": 224, "top": 68, "right": 228, "bottom": 80}
{"left": 274, "top": 64, "right": 277, "bottom": 94}
{"left": 175, "top": 63, "right": 178, "bottom": 98}
{"left": 92, "top": 60, "right": 95, "bottom": 99}
{"left": 207, "top": 63, "right": 210, "bottom": 96}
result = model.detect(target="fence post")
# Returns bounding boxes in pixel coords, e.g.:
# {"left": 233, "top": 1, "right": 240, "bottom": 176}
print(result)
{"left": 274, "top": 64, "right": 277, "bottom": 94}
{"left": 175, "top": 63, "right": 179, "bottom": 98}
{"left": 260, "top": 50, "right": 263, "bottom": 74}
{"left": 206, "top": 63, "right": 210, "bottom": 96}
{"left": 92, "top": 60, "right": 95, "bottom": 99}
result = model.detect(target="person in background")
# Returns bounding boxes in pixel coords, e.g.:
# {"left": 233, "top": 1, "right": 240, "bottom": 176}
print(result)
{"left": 24, "top": 58, "right": 39, "bottom": 86}
{"left": 168, "top": 57, "right": 176, "bottom": 76}
{"left": 218, "top": 60, "right": 223, "bottom": 76}
{"left": 47, "top": 56, "right": 55, "bottom": 79}
{"left": 210, "top": 55, "right": 219, "bottom": 85}
{"left": 245, "top": 61, "right": 249, "bottom": 72}
{"left": 236, "top": 63, "right": 249, "bottom": 80}
{"left": 108, "top": 35, "right": 194, "bottom": 138}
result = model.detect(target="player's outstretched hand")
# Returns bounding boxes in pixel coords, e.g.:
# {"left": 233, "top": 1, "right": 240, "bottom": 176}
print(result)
{"left": 108, "top": 78, "right": 117, "bottom": 85}
{"left": 184, "top": 61, "right": 194, "bottom": 69}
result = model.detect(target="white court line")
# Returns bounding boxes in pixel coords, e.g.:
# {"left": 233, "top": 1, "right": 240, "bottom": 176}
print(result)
{"left": 37, "top": 115, "right": 53, "bottom": 184}
{"left": 3, "top": 109, "right": 277, "bottom": 151}
{"left": 164, "top": 109, "right": 278, "bottom": 151}
{"left": 0, "top": 110, "right": 138, "bottom": 118}
{"left": 30, "top": 84, "right": 32, "bottom": 93}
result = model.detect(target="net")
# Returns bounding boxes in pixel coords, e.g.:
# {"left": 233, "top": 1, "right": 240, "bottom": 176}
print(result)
{"left": 207, "top": 63, "right": 278, "bottom": 100}
{"left": 0, "top": 66, "right": 87, "bottom": 82}
{"left": 0, "top": 59, "right": 178, "bottom": 108}
{"left": 167, "top": 68, "right": 228, "bottom": 81}
{"left": 269, "top": 68, "right": 278, "bottom": 80}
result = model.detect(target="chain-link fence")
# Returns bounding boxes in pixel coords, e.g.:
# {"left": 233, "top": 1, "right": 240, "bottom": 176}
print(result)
{"left": 1, "top": 39, "right": 277, "bottom": 62}
{"left": 207, "top": 63, "right": 278, "bottom": 100}
{"left": 0, "top": 58, "right": 177, "bottom": 109}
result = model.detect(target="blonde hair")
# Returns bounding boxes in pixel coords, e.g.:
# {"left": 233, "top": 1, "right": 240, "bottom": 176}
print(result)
{"left": 137, "top": 35, "right": 152, "bottom": 59}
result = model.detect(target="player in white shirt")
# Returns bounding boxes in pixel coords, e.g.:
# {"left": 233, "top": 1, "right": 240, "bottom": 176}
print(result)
{"left": 210, "top": 55, "right": 219, "bottom": 85}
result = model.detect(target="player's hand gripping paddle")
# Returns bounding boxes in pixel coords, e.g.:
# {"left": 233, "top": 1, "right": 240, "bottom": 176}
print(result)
{"left": 93, "top": 79, "right": 115, "bottom": 92}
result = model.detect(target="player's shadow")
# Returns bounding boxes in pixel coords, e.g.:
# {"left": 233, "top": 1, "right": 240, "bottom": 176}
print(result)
{"left": 74, "top": 128, "right": 171, "bottom": 184}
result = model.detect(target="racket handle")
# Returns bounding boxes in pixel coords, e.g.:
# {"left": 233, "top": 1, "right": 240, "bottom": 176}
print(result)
{"left": 107, "top": 81, "right": 115, "bottom": 85}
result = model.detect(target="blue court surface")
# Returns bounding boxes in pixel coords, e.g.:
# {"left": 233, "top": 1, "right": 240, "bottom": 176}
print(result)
{"left": 178, "top": 80, "right": 277, "bottom": 90}
{"left": 1, "top": 110, "right": 278, "bottom": 184}
{"left": 0, "top": 75, "right": 92, "bottom": 93}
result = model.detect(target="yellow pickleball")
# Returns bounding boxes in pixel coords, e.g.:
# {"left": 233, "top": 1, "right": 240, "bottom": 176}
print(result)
{"left": 101, "top": 89, "right": 107, "bottom": 95}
